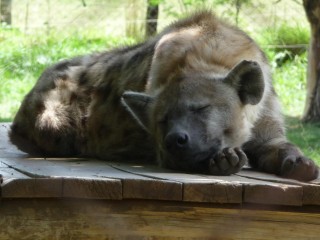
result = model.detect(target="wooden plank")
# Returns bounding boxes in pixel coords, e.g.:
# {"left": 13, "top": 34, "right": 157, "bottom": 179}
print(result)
{"left": 0, "top": 164, "right": 63, "bottom": 199}
{"left": 202, "top": 172, "right": 303, "bottom": 206}
{"left": 236, "top": 168, "right": 314, "bottom": 185}
{"left": 0, "top": 154, "right": 306, "bottom": 205}
{"left": 237, "top": 169, "right": 320, "bottom": 206}
{"left": 183, "top": 181, "right": 242, "bottom": 203}
{"left": 1, "top": 178, "right": 63, "bottom": 198}
{"left": 62, "top": 177, "right": 122, "bottom": 200}
{"left": 243, "top": 183, "right": 302, "bottom": 206}
{"left": 0, "top": 166, "right": 29, "bottom": 179}
{"left": 110, "top": 162, "right": 244, "bottom": 203}
{"left": 0, "top": 123, "right": 314, "bottom": 205}
{"left": 0, "top": 157, "right": 182, "bottom": 201}
{"left": 122, "top": 179, "right": 181, "bottom": 200}
{"left": 1, "top": 199, "right": 320, "bottom": 240}
{"left": 109, "top": 162, "right": 304, "bottom": 206}
{"left": 302, "top": 185, "right": 320, "bottom": 205}
{"left": 0, "top": 157, "right": 124, "bottom": 199}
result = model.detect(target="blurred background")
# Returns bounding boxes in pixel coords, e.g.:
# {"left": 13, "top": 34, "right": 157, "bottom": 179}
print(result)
{"left": 1, "top": 0, "right": 319, "bottom": 162}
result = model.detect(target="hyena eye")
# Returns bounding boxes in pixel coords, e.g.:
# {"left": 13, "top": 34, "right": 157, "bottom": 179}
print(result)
{"left": 190, "top": 104, "right": 211, "bottom": 113}
{"left": 157, "top": 115, "right": 168, "bottom": 125}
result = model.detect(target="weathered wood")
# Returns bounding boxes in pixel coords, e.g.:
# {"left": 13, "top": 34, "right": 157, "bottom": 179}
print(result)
{"left": 0, "top": 166, "right": 29, "bottom": 178}
{"left": 243, "top": 183, "right": 302, "bottom": 206}
{"left": 111, "top": 162, "right": 305, "bottom": 205}
{"left": 62, "top": 177, "right": 122, "bottom": 200}
{"left": 237, "top": 169, "right": 320, "bottom": 205}
{"left": 2, "top": 178, "right": 63, "bottom": 198}
{"left": 111, "top": 162, "right": 244, "bottom": 203}
{"left": 1, "top": 122, "right": 320, "bottom": 206}
{"left": 123, "top": 179, "right": 182, "bottom": 200}
{"left": 183, "top": 181, "right": 242, "bottom": 203}
{"left": 0, "top": 199, "right": 320, "bottom": 240}
{"left": 0, "top": 157, "right": 183, "bottom": 201}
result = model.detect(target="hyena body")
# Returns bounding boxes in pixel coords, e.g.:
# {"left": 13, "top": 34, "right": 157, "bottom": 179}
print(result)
{"left": 10, "top": 11, "right": 318, "bottom": 181}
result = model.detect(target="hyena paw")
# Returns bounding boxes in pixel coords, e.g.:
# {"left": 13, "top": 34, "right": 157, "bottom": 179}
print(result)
{"left": 280, "top": 155, "right": 319, "bottom": 182}
{"left": 209, "top": 147, "right": 247, "bottom": 175}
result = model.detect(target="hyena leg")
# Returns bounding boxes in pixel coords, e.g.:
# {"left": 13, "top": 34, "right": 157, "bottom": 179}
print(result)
{"left": 243, "top": 116, "right": 319, "bottom": 181}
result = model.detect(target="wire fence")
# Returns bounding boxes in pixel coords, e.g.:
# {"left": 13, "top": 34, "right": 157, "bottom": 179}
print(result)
{"left": 2, "top": 0, "right": 310, "bottom": 50}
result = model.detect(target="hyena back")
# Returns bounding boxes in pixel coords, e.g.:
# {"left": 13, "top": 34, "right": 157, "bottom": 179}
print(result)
{"left": 10, "top": 11, "right": 318, "bottom": 181}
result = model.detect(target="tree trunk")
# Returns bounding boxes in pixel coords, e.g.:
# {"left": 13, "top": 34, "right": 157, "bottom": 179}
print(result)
{"left": 302, "top": 0, "right": 320, "bottom": 122}
{"left": 0, "top": 0, "right": 12, "bottom": 25}
{"left": 145, "top": 0, "right": 159, "bottom": 38}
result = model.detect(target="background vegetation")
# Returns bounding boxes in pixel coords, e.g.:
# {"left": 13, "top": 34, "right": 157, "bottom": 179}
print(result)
{"left": 0, "top": 0, "right": 319, "bottom": 163}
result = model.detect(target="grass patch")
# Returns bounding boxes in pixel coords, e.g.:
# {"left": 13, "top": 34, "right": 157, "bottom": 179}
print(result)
{"left": 269, "top": 51, "right": 308, "bottom": 117}
{"left": 286, "top": 116, "right": 320, "bottom": 165}
{"left": 259, "top": 23, "right": 309, "bottom": 48}
{"left": 0, "top": 27, "right": 136, "bottom": 120}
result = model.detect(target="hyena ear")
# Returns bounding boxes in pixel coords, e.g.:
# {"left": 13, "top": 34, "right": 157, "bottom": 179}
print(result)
{"left": 226, "top": 60, "right": 265, "bottom": 105}
{"left": 121, "top": 91, "right": 153, "bottom": 132}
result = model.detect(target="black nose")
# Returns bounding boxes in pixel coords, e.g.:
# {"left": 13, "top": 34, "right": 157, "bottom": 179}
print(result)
{"left": 165, "top": 132, "right": 189, "bottom": 152}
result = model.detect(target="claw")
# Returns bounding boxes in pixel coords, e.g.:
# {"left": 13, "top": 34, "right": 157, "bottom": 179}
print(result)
{"left": 209, "top": 147, "right": 247, "bottom": 176}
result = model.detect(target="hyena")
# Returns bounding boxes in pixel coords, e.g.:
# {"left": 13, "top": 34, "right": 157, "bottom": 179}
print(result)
{"left": 10, "top": 11, "right": 318, "bottom": 181}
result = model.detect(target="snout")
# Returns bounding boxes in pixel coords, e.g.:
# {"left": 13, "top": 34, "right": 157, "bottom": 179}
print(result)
{"left": 165, "top": 131, "right": 190, "bottom": 152}
{"left": 164, "top": 130, "right": 221, "bottom": 164}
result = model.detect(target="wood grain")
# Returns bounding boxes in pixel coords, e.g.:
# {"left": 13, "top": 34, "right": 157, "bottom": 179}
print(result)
{"left": 1, "top": 199, "right": 320, "bottom": 240}
{"left": 2, "top": 178, "right": 63, "bottom": 198}
{"left": 123, "top": 179, "right": 182, "bottom": 200}
{"left": 1, "top": 122, "right": 320, "bottom": 206}
{"left": 183, "top": 181, "right": 242, "bottom": 203}
{"left": 110, "top": 162, "right": 245, "bottom": 203}
{"left": 62, "top": 177, "right": 122, "bottom": 199}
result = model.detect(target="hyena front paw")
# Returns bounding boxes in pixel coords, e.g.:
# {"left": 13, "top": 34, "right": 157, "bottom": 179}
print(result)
{"left": 209, "top": 147, "right": 247, "bottom": 175}
{"left": 280, "top": 155, "right": 319, "bottom": 182}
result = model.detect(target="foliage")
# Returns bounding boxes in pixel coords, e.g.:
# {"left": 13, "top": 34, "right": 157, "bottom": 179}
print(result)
{"left": 260, "top": 23, "right": 310, "bottom": 47}
{"left": 286, "top": 116, "right": 320, "bottom": 164}
{"left": 268, "top": 51, "right": 308, "bottom": 116}
{"left": 257, "top": 22, "right": 310, "bottom": 116}
{"left": 258, "top": 23, "right": 310, "bottom": 65}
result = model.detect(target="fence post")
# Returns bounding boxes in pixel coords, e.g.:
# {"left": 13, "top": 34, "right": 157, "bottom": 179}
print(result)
{"left": 0, "top": 0, "right": 12, "bottom": 25}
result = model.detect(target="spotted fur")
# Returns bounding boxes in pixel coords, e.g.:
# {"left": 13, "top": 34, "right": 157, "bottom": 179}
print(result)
{"left": 10, "top": 11, "right": 318, "bottom": 181}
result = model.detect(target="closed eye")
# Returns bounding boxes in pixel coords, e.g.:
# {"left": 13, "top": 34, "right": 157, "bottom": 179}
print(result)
{"left": 190, "top": 104, "right": 211, "bottom": 113}
{"left": 157, "top": 115, "right": 168, "bottom": 125}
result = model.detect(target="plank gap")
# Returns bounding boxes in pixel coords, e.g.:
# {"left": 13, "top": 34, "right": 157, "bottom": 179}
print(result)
{"left": 0, "top": 161, "right": 48, "bottom": 178}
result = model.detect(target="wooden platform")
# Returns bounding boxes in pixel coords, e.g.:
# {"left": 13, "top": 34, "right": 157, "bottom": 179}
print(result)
{"left": 1, "top": 122, "right": 320, "bottom": 239}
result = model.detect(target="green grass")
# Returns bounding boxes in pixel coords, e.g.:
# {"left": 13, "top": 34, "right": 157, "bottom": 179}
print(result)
{"left": 286, "top": 116, "right": 320, "bottom": 163}
{"left": 259, "top": 23, "right": 310, "bottom": 48}
{"left": 0, "top": 27, "right": 136, "bottom": 119}
{"left": 268, "top": 51, "right": 308, "bottom": 117}
{"left": 1, "top": 24, "right": 319, "bottom": 165}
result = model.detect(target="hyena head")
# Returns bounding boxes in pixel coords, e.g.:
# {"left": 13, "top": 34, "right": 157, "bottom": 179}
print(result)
{"left": 122, "top": 60, "right": 265, "bottom": 171}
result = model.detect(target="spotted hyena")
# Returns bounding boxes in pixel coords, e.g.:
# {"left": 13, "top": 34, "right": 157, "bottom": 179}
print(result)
{"left": 10, "top": 11, "right": 318, "bottom": 181}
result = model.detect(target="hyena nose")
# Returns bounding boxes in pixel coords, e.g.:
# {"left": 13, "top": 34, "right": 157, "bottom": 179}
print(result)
{"left": 165, "top": 132, "right": 190, "bottom": 152}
